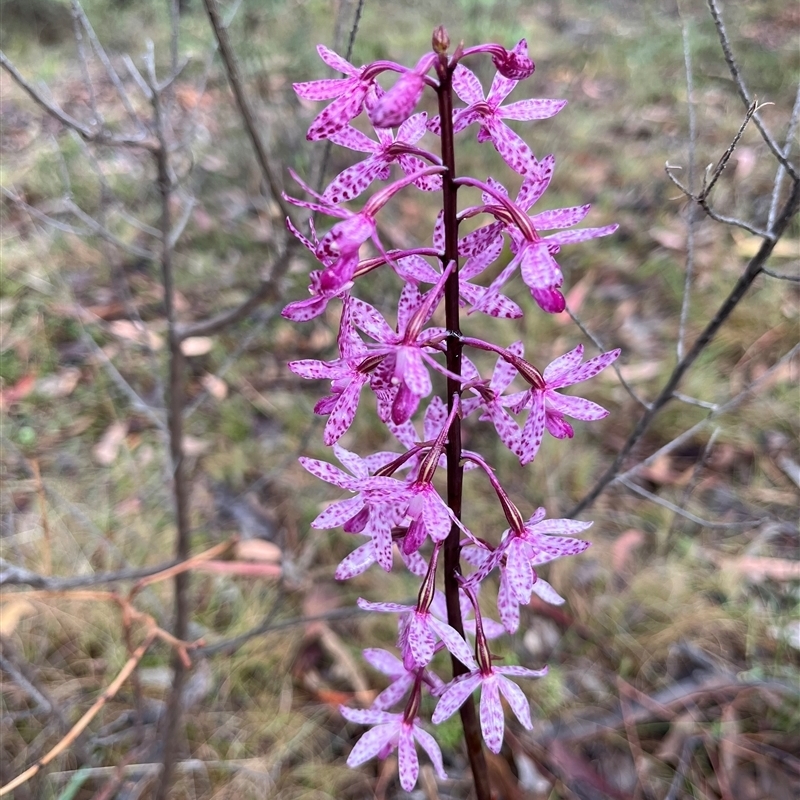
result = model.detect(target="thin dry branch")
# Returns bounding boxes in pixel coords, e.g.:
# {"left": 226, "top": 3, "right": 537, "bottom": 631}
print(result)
{"left": 0, "top": 631, "right": 156, "bottom": 798}
{"left": 175, "top": 241, "right": 300, "bottom": 340}
{"left": 70, "top": 0, "right": 143, "bottom": 129}
{"left": 196, "top": 605, "right": 369, "bottom": 657}
{"left": 565, "top": 303, "right": 649, "bottom": 410}
{"left": 201, "top": 0, "right": 291, "bottom": 220}
{"left": 614, "top": 343, "right": 800, "bottom": 489}
{"left": 570, "top": 171, "right": 800, "bottom": 517}
{"left": 0, "top": 539, "right": 234, "bottom": 590}
{"left": 0, "top": 51, "right": 155, "bottom": 150}
{"left": 706, "top": 0, "right": 799, "bottom": 180}
{"left": 138, "top": 45, "right": 194, "bottom": 800}
{"left": 618, "top": 476, "right": 764, "bottom": 530}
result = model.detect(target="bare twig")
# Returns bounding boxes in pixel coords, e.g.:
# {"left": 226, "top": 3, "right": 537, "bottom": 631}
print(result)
{"left": 768, "top": 80, "right": 800, "bottom": 229}
{"left": 196, "top": 605, "right": 369, "bottom": 657}
{"left": 706, "top": 0, "right": 798, "bottom": 180}
{"left": 137, "top": 47, "right": 194, "bottom": 800}
{"left": 70, "top": 0, "right": 143, "bottom": 131}
{"left": 664, "top": 735, "right": 702, "bottom": 800}
{"left": 666, "top": 426, "right": 721, "bottom": 539}
{"left": 0, "top": 539, "right": 233, "bottom": 590}
{"left": 82, "top": 329, "right": 167, "bottom": 430}
{"left": 674, "top": 392, "right": 718, "bottom": 410}
{"left": 618, "top": 476, "right": 763, "bottom": 530}
{"left": 565, "top": 303, "right": 649, "bottom": 410}
{"left": 614, "top": 343, "right": 800, "bottom": 488}
{"left": 699, "top": 101, "right": 759, "bottom": 202}
{"left": 0, "top": 632, "right": 156, "bottom": 797}
{"left": 0, "top": 51, "right": 154, "bottom": 150}
{"left": 201, "top": 0, "right": 291, "bottom": 220}
{"left": 175, "top": 241, "right": 299, "bottom": 340}
{"left": 0, "top": 653, "right": 53, "bottom": 714}
{"left": 69, "top": 0, "right": 100, "bottom": 125}
{"left": 762, "top": 266, "right": 800, "bottom": 282}
{"left": 569, "top": 179, "right": 800, "bottom": 517}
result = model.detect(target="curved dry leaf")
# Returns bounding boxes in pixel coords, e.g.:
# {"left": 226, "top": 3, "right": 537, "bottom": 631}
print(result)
{"left": 92, "top": 421, "right": 129, "bottom": 466}
{"left": 181, "top": 336, "right": 214, "bottom": 357}
{"left": 0, "top": 599, "right": 35, "bottom": 635}
{"left": 200, "top": 373, "right": 228, "bottom": 400}
{"left": 108, "top": 320, "right": 164, "bottom": 350}
{"left": 234, "top": 539, "right": 282, "bottom": 563}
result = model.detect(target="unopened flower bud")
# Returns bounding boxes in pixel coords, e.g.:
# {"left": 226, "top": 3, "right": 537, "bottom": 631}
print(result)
{"left": 432, "top": 26, "right": 450, "bottom": 55}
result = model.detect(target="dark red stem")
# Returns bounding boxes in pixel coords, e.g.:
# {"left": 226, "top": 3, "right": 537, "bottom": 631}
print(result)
{"left": 435, "top": 47, "right": 491, "bottom": 800}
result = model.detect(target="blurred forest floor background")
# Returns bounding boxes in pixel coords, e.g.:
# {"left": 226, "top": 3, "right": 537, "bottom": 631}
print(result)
{"left": 0, "top": 0, "right": 798, "bottom": 798}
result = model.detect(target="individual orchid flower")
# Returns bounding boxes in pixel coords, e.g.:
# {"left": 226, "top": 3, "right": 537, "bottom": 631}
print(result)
{"left": 432, "top": 585, "right": 547, "bottom": 752}
{"left": 300, "top": 444, "right": 408, "bottom": 536}
{"left": 363, "top": 648, "right": 445, "bottom": 710}
{"left": 432, "top": 662, "right": 547, "bottom": 752}
{"left": 504, "top": 344, "right": 620, "bottom": 465}
{"left": 397, "top": 213, "right": 520, "bottom": 319}
{"left": 283, "top": 165, "right": 446, "bottom": 320}
{"left": 461, "top": 341, "right": 525, "bottom": 452}
{"left": 458, "top": 166, "right": 618, "bottom": 314}
{"left": 429, "top": 63, "right": 565, "bottom": 174}
{"left": 350, "top": 263, "right": 457, "bottom": 425}
{"left": 287, "top": 298, "right": 376, "bottom": 444}
{"left": 462, "top": 506, "right": 592, "bottom": 632}
{"left": 324, "top": 113, "right": 441, "bottom": 203}
{"left": 357, "top": 596, "right": 477, "bottom": 670}
{"left": 294, "top": 46, "right": 410, "bottom": 140}
{"left": 340, "top": 706, "right": 447, "bottom": 791}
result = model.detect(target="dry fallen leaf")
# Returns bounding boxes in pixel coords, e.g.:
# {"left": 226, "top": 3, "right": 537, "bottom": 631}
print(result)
{"left": 0, "top": 599, "right": 36, "bottom": 635}
{"left": 234, "top": 539, "right": 282, "bottom": 563}
{"left": 181, "top": 336, "right": 214, "bottom": 357}
{"left": 108, "top": 320, "right": 164, "bottom": 350}
{"left": 92, "top": 420, "right": 129, "bottom": 466}
{"left": 182, "top": 436, "right": 210, "bottom": 457}
{"left": 195, "top": 561, "right": 281, "bottom": 578}
{"left": 612, "top": 529, "right": 645, "bottom": 574}
{"left": 201, "top": 372, "right": 228, "bottom": 400}
{"left": 35, "top": 367, "right": 81, "bottom": 399}
{"left": 0, "top": 373, "right": 36, "bottom": 411}
{"left": 721, "top": 556, "right": 800, "bottom": 583}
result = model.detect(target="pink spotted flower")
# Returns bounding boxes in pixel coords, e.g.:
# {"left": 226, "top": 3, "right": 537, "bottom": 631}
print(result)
{"left": 460, "top": 162, "right": 619, "bottom": 315}
{"left": 340, "top": 706, "right": 446, "bottom": 791}
{"left": 431, "top": 663, "right": 547, "bottom": 753}
{"left": 294, "top": 46, "right": 407, "bottom": 141}
{"left": 324, "top": 113, "right": 441, "bottom": 204}
{"left": 505, "top": 343, "right": 620, "bottom": 465}
{"left": 463, "top": 507, "right": 593, "bottom": 633}
{"left": 283, "top": 166, "right": 445, "bottom": 320}
{"left": 429, "top": 62, "right": 565, "bottom": 173}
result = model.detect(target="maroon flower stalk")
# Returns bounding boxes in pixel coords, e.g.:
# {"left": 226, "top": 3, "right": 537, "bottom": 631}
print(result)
{"left": 285, "top": 27, "right": 619, "bottom": 797}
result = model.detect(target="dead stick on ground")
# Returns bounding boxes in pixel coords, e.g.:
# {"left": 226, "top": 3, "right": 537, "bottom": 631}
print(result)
{"left": 0, "top": 631, "right": 156, "bottom": 797}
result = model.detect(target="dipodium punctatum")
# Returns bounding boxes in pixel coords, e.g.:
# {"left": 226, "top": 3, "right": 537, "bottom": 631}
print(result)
{"left": 285, "top": 28, "right": 620, "bottom": 794}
